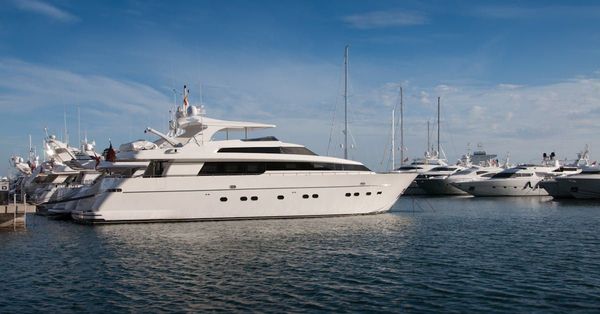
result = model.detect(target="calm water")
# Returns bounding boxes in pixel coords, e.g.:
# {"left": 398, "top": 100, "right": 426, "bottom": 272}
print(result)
{"left": 1, "top": 197, "right": 600, "bottom": 313}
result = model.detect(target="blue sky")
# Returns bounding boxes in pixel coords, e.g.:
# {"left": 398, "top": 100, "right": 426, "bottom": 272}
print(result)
{"left": 2, "top": 0, "right": 600, "bottom": 175}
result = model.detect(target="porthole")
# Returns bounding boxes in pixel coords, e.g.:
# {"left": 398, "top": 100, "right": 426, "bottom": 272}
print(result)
{"left": 220, "top": 197, "right": 228, "bottom": 202}
{"left": 345, "top": 193, "right": 351, "bottom": 197}
{"left": 302, "top": 194, "right": 309, "bottom": 199}
{"left": 251, "top": 196, "right": 258, "bottom": 201}
{"left": 240, "top": 196, "right": 247, "bottom": 201}
{"left": 277, "top": 195, "right": 284, "bottom": 200}
{"left": 354, "top": 192, "right": 359, "bottom": 196}
{"left": 366, "top": 192, "right": 372, "bottom": 196}
{"left": 376, "top": 191, "right": 382, "bottom": 195}
{"left": 312, "top": 194, "right": 318, "bottom": 198}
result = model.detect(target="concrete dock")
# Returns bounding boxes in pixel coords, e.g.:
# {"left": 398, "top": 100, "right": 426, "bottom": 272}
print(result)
{"left": 0, "top": 204, "right": 36, "bottom": 229}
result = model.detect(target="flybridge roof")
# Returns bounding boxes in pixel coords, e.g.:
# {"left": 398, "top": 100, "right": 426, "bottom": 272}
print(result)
{"left": 175, "top": 116, "right": 276, "bottom": 145}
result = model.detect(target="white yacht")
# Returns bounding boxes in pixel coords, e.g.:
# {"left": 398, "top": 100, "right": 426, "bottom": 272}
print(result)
{"left": 452, "top": 161, "right": 578, "bottom": 197}
{"left": 414, "top": 149, "right": 505, "bottom": 196}
{"left": 22, "top": 136, "right": 101, "bottom": 206}
{"left": 445, "top": 166, "right": 504, "bottom": 186}
{"left": 71, "top": 100, "right": 417, "bottom": 223}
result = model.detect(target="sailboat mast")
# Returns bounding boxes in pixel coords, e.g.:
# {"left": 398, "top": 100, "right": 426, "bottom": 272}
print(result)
{"left": 400, "top": 86, "right": 404, "bottom": 166}
{"left": 437, "top": 96, "right": 440, "bottom": 154}
{"left": 427, "top": 121, "right": 430, "bottom": 153}
{"left": 78, "top": 105, "right": 81, "bottom": 147}
{"left": 391, "top": 109, "right": 395, "bottom": 170}
{"left": 344, "top": 45, "right": 349, "bottom": 160}
{"left": 63, "top": 105, "right": 69, "bottom": 146}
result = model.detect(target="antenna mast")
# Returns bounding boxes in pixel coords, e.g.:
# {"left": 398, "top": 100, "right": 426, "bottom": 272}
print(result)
{"left": 344, "top": 45, "right": 349, "bottom": 160}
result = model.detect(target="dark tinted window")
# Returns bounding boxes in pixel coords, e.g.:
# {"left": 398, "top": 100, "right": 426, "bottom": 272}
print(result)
{"left": 144, "top": 160, "right": 168, "bottom": 177}
{"left": 430, "top": 167, "right": 457, "bottom": 172}
{"left": 218, "top": 147, "right": 280, "bottom": 154}
{"left": 280, "top": 147, "right": 316, "bottom": 155}
{"left": 218, "top": 146, "right": 317, "bottom": 155}
{"left": 491, "top": 172, "right": 514, "bottom": 179}
{"left": 199, "top": 161, "right": 370, "bottom": 175}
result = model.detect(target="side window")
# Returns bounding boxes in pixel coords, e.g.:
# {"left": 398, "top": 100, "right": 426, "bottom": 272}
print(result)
{"left": 144, "top": 160, "right": 168, "bottom": 177}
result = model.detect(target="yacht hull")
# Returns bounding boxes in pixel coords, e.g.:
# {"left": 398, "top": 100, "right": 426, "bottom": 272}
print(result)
{"left": 452, "top": 177, "right": 548, "bottom": 196}
{"left": 416, "top": 178, "right": 468, "bottom": 196}
{"left": 558, "top": 176, "right": 600, "bottom": 199}
{"left": 539, "top": 179, "right": 574, "bottom": 199}
{"left": 71, "top": 172, "right": 416, "bottom": 223}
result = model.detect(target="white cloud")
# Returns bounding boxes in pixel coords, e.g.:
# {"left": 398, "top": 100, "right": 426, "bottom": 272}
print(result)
{"left": 412, "top": 77, "right": 600, "bottom": 162}
{"left": 12, "top": 0, "right": 79, "bottom": 23}
{"left": 419, "top": 91, "right": 431, "bottom": 105}
{"left": 342, "top": 10, "right": 428, "bottom": 29}
{"left": 497, "top": 83, "right": 522, "bottom": 90}
{"left": 0, "top": 59, "right": 169, "bottom": 114}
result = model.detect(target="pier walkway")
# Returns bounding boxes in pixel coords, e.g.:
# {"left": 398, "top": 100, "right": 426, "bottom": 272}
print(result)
{"left": 0, "top": 204, "right": 36, "bottom": 230}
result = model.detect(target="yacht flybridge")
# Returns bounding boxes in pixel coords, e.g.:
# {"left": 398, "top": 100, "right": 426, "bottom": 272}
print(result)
{"left": 71, "top": 92, "right": 417, "bottom": 223}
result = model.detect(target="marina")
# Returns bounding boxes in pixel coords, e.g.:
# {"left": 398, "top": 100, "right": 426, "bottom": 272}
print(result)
{"left": 2, "top": 0, "right": 600, "bottom": 312}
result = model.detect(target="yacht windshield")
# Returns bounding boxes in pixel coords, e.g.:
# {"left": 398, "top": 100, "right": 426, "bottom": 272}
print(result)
{"left": 491, "top": 172, "right": 533, "bottom": 179}
{"left": 455, "top": 169, "right": 475, "bottom": 175}
{"left": 430, "top": 167, "right": 457, "bottom": 172}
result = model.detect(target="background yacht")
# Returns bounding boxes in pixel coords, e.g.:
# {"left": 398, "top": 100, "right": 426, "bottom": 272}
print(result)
{"left": 452, "top": 158, "right": 578, "bottom": 197}
{"left": 539, "top": 146, "right": 598, "bottom": 199}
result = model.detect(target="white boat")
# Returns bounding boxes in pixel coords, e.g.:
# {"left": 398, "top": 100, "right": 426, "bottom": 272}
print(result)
{"left": 451, "top": 161, "right": 578, "bottom": 197}
{"left": 71, "top": 114, "right": 416, "bottom": 223}
{"left": 415, "top": 147, "right": 506, "bottom": 196}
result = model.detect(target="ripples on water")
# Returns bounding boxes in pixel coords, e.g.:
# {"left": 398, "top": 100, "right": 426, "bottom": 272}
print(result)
{"left": 1, "top": 197, "right": 600, "bottom": 312}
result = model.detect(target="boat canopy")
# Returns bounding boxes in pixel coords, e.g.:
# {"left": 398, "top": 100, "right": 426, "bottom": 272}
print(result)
{"left": 161, "top": 116, "right": 275, "bottom": 146}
